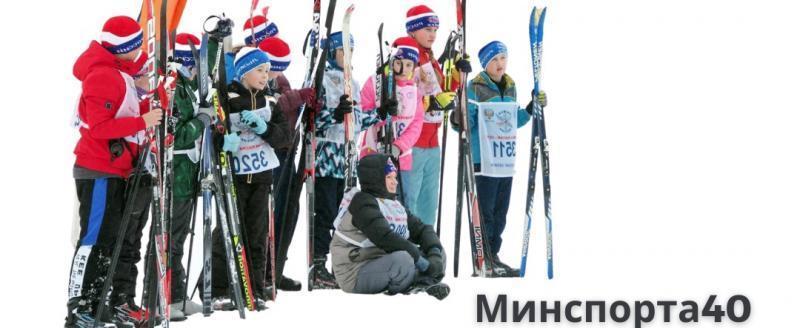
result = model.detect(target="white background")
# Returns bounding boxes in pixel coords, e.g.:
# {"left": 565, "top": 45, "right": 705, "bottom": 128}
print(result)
{"left": 0, "top": 0, "right": 798, "bottom": 327}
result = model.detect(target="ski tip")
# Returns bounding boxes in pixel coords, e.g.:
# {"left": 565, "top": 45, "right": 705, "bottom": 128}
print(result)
{"left": 346, "top": 4, "right": 355, "bottom": 14}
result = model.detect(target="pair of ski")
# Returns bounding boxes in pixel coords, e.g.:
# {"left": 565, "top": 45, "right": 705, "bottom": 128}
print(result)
{"left": 93, "top": 1, "right": 178, "bottom": 327}
{"left": 451, "top": 2, "right": 553, "bottom": 280}
{"left": 519, "top": 6, "right": 553, "bottom": 279}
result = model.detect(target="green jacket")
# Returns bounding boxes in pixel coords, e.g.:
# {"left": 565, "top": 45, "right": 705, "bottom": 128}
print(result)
{"left": 172, "top": 72, "right": 204, "bottom": 200}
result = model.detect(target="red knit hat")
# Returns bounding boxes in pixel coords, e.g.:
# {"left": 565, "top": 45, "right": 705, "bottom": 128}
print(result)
{"left": 100, "top": 16, "right": 143, "bottom": 54}
{"left": 258, "top": 37, "right": 291, "bottom": 72}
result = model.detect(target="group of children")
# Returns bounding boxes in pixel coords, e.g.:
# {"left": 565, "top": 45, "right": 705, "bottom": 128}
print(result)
{"left": 66, "top": 4, "right": 546, "bottom": 327}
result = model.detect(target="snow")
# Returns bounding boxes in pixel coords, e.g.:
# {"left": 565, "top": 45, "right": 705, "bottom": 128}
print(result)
{"left": 1, "top": 0, "right": 799, "bottom": 327}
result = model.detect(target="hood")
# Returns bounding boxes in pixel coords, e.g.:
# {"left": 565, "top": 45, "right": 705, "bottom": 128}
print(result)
{"left": 73, "top": 41, "right": 146, "bottom": 81}
{"left": 357, "top": 153, "right": 395, "bottom": 199}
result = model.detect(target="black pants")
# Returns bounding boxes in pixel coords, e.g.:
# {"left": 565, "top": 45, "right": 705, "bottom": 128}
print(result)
{"left": 169, "top": 198, "right": 194, "bottom": 303}
{"left": 68, "top": 175, "right": 151, "bottom": 309}
{"left": 211, "top": 181, "right": 271, "bottom": 299}
{"left": 313, "top": 176, "right": 344, "bottom": 257}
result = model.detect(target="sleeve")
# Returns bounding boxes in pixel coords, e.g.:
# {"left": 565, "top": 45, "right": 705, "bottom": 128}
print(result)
{"left": 466, "top": 81, "right": 478, "bottom": 131}
{"left": 314, "top": 85, "right": 336, "bottom": 131}
{"left": 173, "top": 81, "right": 206, "bottom": 149}
{"left": 260, "top": 103, "right": 291, "bottom": 150}
{"left": 392, "top": 93, "right": 424, "bottom": 153}
{"left": 517, "top": 103, "right": 532, "bottom": 128}
{"left": 357, "top": 75, "right": 382, "bottom": 131}
{"left": 349, "top": 193, "right": 423, "bottom": 262}
{"left": 407, "top": 214, "right": 442, "bottom": 254}
{"left": 276, "top": 92, "right": 301, "bottom": 130}
{"left": 82, "top": 72, "right": 146, "bottom": 140}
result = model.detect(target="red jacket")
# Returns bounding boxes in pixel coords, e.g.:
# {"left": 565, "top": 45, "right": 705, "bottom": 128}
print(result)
{"left": 73, "top": 41, "right": 149, "bottom": 178}
{"left": 413, "top": 44, "right": 461, "bottom": 148}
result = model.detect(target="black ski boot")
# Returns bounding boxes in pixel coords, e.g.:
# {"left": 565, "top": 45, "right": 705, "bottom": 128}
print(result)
{"left": 278, "top": 275, "right": 303, "bottom": 291}
{"left": 310, "top": 257, "right": 339, "bottom": 289}
{"left": 490, "top": 256, "right": 520, "bottom": 277}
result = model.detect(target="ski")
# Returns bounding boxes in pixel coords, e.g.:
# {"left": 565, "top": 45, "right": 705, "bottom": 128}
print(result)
{"left": 435, "top": 31, "right": 459, "bottom": 238}
{"left": 274, "top": 0, "right": 322, "bottom": 295}
{"left": 341, "top": 4, "right": 357, "bottom": 190}
{"left": 453, "top": 0, "right": 495, "bottom": 278}
{"left": 308, "top": 0, "right": 337, "bottom": 291}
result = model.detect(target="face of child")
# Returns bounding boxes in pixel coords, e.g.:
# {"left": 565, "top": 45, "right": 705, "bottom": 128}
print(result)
{"left": 116, "top": 46, "right": 142, "bottom": 62}
{"left": 335, "top": 49, "right": 346, "bottom": 69}
{"left": 242, "top": 63, "right": 270, "bottom": 90}
{"left": 410, "top": 27, "right": 437, "bottom": 49}
{"left": 392, "top": 59, "right": 415, "bottom": 80}
{"left": 385, "top": 172, "right": 398, "bottom": 193}
{"left": 268, "top": 71, "right": 281, "bottom": 81}
{"left": 486, "top": 54, "right": 508, "bottom": 82}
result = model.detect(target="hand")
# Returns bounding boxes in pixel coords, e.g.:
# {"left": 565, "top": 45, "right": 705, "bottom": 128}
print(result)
{"left": 391, "top": 145, "right": 402, "bottom": 158}
{"left": 241, "top": 110, "right": 268, "bottom": 134}
{"left": 431, "top": 92, "right": 456, "bottom": 112}
{"left": 536, "top": 91, "right": 548, "bottom": 108}
{"left": 334, "top": 94, "right": 353, "bottom": 122}
{"left": 222, "top": 133, "right": 241, "bottom": 153}
{"left": 415, "top": 256, "right": 430, "bottom": 273}
{"left": 298, "top": 87, "right": 321, "bottom": 113}
{"left": 378, "top": 98, "right": 398, "bottom": 120}
{"left": 455, "top": 55, "right": 472, "bottom": 73}
{"left": 142, "top": 108, "right": 163, "bottom": 128}
{"left": 426, "top": 248, "right": 444, "bottom": 278}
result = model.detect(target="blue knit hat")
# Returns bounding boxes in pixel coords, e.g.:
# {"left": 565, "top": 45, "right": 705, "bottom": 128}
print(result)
{"left": 322, "top": 31, "right": 354, "bottom": 69}
{"left": 234, "top": 47, "right": 271, "bottom": 80}
{"left": 243, "top": 15, "right": 279, "bottom": 46}
{"left": 174, "top": 33, "right": 200, "bottom": 67}
{"left": 478, "top": 41, "right": 508, "bottom": 68}
{"left": 406, "top": 5, "right": 439, "bottom": 33}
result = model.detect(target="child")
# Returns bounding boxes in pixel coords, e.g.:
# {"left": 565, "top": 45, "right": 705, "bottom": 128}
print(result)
{"left": 257, "top": 36, "right": 316, "bottom": 292}
{"left": 359, "top": 36, "right": 424, "bottom": 202}
{"left": 211, "top": 47, "right": 290, "bottom": 309}
{"left": 311, "top": 31, "right": 381, "bottom": 289}
{"left": 454, "top": 40, "right": 546, "bottom": 277}
{"left": 167, "top": 32, "right": 217, "bottom": 320}
{"left": 402, "top": 5, "right": 470, "bottom": 226}
{"left": 66, "top": 16, "right": 162, "bottom": 327}
{"left": 330, "top": 153, "right": 449, "bottom": 300}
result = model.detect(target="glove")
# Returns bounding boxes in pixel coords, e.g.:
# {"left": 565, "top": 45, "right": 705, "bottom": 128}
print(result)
{"left": 222, "top": 133, "right": 241, "bottom": 153}
{"left": 536, "top": 91, "right": 548, "bottom": 108}
{"left": 196, "top": 106, "right": 217, "bottom": 126}
{"left": 378, "top": 98, "right": 399, "bottom": 120}
{"left": 415, "top": 256, "right": 430, "bottom": 273}
{"left": 241, "top": 110, "right": 268, "bottom": 135}
{"left": 334, "top": 94, "right": 353, "bottom": 122}
{"left": 455, "top": 55, "right": 473, "bottom": 73}
{"left": 426, "top": 248, "right": 444, "bottom": 278}
{"left": 391, "top": 145, "right": 402, "bottom": 158}
{"left": 431, "top": 92, "right": 456, "bottom": 112}
{"left": 298, "top": 87, "right": 317, "bottom": 110}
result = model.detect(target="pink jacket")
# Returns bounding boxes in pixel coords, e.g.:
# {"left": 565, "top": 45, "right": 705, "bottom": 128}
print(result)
{"left": 359, "top": 75, "right": 424, "bottom": 171}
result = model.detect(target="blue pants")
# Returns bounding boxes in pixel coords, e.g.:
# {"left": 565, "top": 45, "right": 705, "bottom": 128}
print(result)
{"left": 475, "top": 175, "right": 513, "bottom": 255}
{"left": 402, "top": 147, "right": 441, "bottom": 225}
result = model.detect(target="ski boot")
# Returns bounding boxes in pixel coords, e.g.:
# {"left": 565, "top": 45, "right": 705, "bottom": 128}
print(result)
{"left": 310, "top": 257, "right": 339, "bottom": 290}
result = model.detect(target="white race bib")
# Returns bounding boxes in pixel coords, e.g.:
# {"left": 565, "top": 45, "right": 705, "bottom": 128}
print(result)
{"left": 229, "top": 105, "right": 279, "bottom": 175}
{"left": 476, "top": 101, "right": 519, "bottom": 177}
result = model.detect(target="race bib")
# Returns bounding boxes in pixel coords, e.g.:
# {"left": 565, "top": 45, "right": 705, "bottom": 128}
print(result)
{"left": 229, "top": 105, "right": 279, "bottom": 175}
{"left": 476, "top": 102, "right": 519, "bottom": 177}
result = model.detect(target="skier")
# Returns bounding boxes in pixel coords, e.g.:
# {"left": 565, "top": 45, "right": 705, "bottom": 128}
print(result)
{"left": 402, "top": 5, "right": 470, "bottom": 226}
{"left": 359, "top": 36, "right": 424, "bottom": 197}
{"left": 166, "top": 32, "right": 218, "bottom": 320}
{"left": 451, "top": 40, "right": 547, "bottom": 277}
{"left": 257, "top": 36, "right": 317, "bottom": 292}
{"left": 330, "top": 153, "right": 449, "bottom": 300}
{"left": 66, "top": 15, "right": 163, "bottom": 327}
{"left": 211, "top": 47, "right": 291, "bottom": 309}
{"left": 310, "top": 31, "right": 382, "bottom": 289}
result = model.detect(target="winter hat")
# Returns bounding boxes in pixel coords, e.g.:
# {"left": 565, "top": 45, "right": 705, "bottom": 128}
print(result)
{"left": 322, "top": 31, "right": 354, "bottom": 69}
{"left": 100, "top": 16, "right": 143, "bottom": 54}
{"left": 385, "top": 158, "right": 398, "bottom": 175}
{"left": 258, "top": 37, "right": 291, "bottom": 72}
{"left": 478, "top": 40, "right": 508, "bottom": 68}
{"left": 243, "top": 15, "right": 279, "bottom": 46}
{"left": 357, "top": 153, "right": 396, "bottom": 198}
{"left": 391, "top": 37, "right": 420, "bottom": 64}
{"left": 234, "top": 47, "right": 271, "bottom": 80}
{"left": 405, "top": 5, "right": 439, "bottom": 33}
{"left": 174, "top": 33, "right": 200, "bottom": 67}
